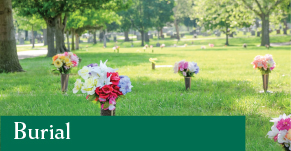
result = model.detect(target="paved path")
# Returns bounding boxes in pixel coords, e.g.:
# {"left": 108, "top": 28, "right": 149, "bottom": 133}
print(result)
{"left": 17, "top": 49, "right": 47, "bottom": 60}
{"left": 270, "top": 41, "right": 291, "bottom": 46}
{"left": 17, "top": 43, "right": 44, "bottom": 47}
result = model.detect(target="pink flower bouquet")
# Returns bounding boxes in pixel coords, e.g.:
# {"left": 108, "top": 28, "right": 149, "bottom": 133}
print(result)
{"left": 251, "top": 54, "right": 276, "bottom": 74}
{"left": 173, "top": 60, "right": 199, "bottom": 77}
{"left": 267, "top": 114, "right": 291, "bottom": 151}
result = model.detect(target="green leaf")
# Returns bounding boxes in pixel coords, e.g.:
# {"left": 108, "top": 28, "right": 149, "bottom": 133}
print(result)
{"left": 87, "top": 94, "right": 98, "bottom": 102}
{"left": 103, "top": 101, "right": 109, "bottom": 109}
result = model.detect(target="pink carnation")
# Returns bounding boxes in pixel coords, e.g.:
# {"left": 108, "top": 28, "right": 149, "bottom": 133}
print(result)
{"left": 179, "top": 61, "right": 185, "bottom": 71}
{"left": 276, "top": 118, "right": 291, "bottom": 131}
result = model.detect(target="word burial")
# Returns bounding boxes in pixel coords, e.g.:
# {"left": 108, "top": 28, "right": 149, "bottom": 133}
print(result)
{"left": 14, "top": 122, "right": 71, "bottom": 139}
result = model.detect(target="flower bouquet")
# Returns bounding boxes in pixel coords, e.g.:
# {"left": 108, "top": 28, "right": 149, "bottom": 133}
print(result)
{"left": 173, "top": 60, "right": 199, "bottom": 90}
{"left": 116, "top": 46, "right": 120, "bottom": 53}
{"left": 143, "top": 46, "right": 146, "bottom": 52}
{"left": 149, "top": 58, "right": 157, "bottom": 70}
{"left": 52, "top": 52, "right": 79, "bottom": 92}
{"left": 113, "top": 46, "right": 120, "bottom": 53}
{"left": 267, "top": 113, "right": 291, "bottom": 151}
{"left": 73, "top": 60, "right": 133, "bottom": 116}
{"left": 251, "top": 54, "right": 275, "bottom": 93}
{"left": 160, "top": 44, "right": 165, "bottom": 49}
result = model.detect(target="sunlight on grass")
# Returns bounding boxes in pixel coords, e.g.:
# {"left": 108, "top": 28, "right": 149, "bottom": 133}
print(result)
{"left": 1, "top": 42, "right": 290, "bottom": 150}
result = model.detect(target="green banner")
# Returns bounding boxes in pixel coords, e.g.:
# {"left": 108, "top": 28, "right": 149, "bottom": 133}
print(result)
{"left": 1, "top": 116, "right": 245, "bottom": 151}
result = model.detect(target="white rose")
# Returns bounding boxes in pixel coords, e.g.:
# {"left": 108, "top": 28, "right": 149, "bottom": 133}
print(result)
{"left": 73, "top": 79, "right": 83, "bottom": 93}
{"left": 78, "top": 66, "right": 91, "bottom": 79}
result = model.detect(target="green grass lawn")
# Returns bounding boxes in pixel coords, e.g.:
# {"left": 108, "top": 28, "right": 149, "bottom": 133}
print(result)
{"left": 1, "top": 43, "right": 290, "bottom": 150}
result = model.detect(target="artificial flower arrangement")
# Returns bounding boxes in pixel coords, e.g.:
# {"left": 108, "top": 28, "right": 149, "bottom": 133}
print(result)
{"left": 184, "top": 44, "right": 187, "bottom": 47}
{"left": 113, "top": 46, "right": 120, "bottom": 53}
{"left": 267, "top": 113, "right": 291, "bottom": 151}
{"left": 160, "top": 44, "right": 165, "bottom": 49}
{"left": 173, "top": 60, "right": 199, "bottom": 77}
{"left": 73, "top": 60, "right": 133, "bottom": 115}
{"left": 208, "top": 43, "right": 214, "bottom": 47}
{"left": 251, "top": 54, "right": 275, "bottom": 75}
{"left": 52, "top": 52, "right": 79, "bottom": 74}
{"left": 149, "top": 58, "right": 157, "bottom": 64}
{"left": 143, "top": 46, "right": 146, "bottom": 52}
{"left": 201, "top": 46, "right": 206, "bottom": 49}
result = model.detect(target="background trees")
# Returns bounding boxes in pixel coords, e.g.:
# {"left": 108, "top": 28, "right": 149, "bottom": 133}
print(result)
{"left": 194, "top": 0, "right": 254, "bottom": 45}
{"left": 237, "top": 0, "right": 288, "bottom": 46}
{"left": 13, "top": 0, "right": 130, "bottom": 56}
{"left": 152, "top": 0, "right": 175, "bottom": 40}
{"left": 14, "top": 13, "right": 46, "bottom": 48}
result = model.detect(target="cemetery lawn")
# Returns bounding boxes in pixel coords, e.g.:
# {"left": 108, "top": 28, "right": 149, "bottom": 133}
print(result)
{"left": 1, "top": 44, "right": 290, "bottom": 150}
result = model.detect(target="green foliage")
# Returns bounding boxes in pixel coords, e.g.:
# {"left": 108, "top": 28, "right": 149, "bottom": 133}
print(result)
{"left": 13, "top": 10, "right": 46, "bottom": 31}
{"left": 130, "top": 0, "right": 155, "bottom": 32}
{"left": 66, "top": 8, "right": 121, "bottom": 34}
{"left": 118, "top": 9, "right": 134, "bottom": 32}
{"left": 12, "top": 0, "right": 130, "bottom": 19}
{"left": 193, "top": 0, "right": 254, "bottom": 33}
{"left": 173, "top": 0, "right": 193, "bottom": 21}
{"left": 152, "top": 0, "right": 175, "bottom": 31}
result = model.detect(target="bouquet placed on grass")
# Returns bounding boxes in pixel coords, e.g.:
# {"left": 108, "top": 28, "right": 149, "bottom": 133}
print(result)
{"left": 113, "top": 46, "right": 120, "bottom": 53}
{"left": 251, "top": 54, "right": 276, "bottom": 74}
{"left": 52, "top": 52, "right": 79, "bottom": 74}
{"left": 173, "top": 60, "right": 199, "bottom": 77}
{"left": 160, "top": 44, "right": 165, "bottom": 49}
{"left": 73, "top": 60, "right": 133, "bottom": 112}
{"left": 267, "top": 113, "right": 291, "bottom": 151}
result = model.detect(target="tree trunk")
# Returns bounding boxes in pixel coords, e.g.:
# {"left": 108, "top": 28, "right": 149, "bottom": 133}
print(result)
{"left": 187, "top": 26, "right": 189, "bottom": 31}
{"left": 174, "top": 19, "right": 180, "bottom": 40}
{"left": 43, "top": 28, "right": 47, "bottom": 46}
{"left": 124, "top": 31, "right": 130, "bottom": 41}
{"left": 66, "top": 30, "right": 70, "bottom": 51}
{"left": 140, "top": 30, "right": 144, "bottom": 46}
{"left": 283, "top": 19, "right": 287, "bottom": 35}
{"left": 225, "top": 26, "right": 229, "bottom": 45}
{"left": 99, "top": 31, "right": 104, "bottom": 42}
{"left": 31, "top": 26, "right": 34, "bottom": 48}
{"left": 25, "top": 30, "right": 28, "bottom": 40}
{"left": 145, "top": 31, "right": 149, "bottom": 42}
{"left": 75, "top": 34, "right": 79, "bottom": 50}
{"left": 71, "top": 28, "right": 75, "bottom": 50}
{"left": 54, "top": 14, "right": 68, "bottom": 53}
{"left": 0, "top": 0, "right": 23, "bottom": 72}
{"left": 103, "top": 30, "right": 107, "bottom": 47}
{"left": 45, "top": 18, "right": 56, "bottom": 57}
{"left": 93, "top": 30, "right": 97, "bottom": 44}
{"left": 260, "top": 14, "right": 270, "bottom": 46}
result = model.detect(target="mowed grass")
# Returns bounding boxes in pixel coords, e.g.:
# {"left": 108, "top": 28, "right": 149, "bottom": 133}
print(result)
{"left": 1, "top": 43, "right": 290, "bottom": 150}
